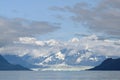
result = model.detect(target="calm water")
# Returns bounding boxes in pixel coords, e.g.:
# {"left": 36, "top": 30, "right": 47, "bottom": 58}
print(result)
{"left": 0, "top": 71, "right": 120, "bottom": 80}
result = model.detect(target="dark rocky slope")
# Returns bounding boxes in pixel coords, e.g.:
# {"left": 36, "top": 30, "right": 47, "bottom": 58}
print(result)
{"left": 89, "top": 58, "right": 120, "bottom": 70}
{"left": 0, "top": 55, "right": 30, "bottom": 70}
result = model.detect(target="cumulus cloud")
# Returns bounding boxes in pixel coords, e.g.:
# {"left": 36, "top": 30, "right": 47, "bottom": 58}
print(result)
{"left": 18, "top": 37, "right": 45, "bottom": 46}
{"left": 51, "top": 0, "right": 120, "bottom": 38}
{"left": 0, "top": 17, "right": 60, "bottom": 47}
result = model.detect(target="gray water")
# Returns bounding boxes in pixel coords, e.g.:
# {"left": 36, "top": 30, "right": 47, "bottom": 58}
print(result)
{"left": 0, "top": 71, "right": 120, "bottom": 80}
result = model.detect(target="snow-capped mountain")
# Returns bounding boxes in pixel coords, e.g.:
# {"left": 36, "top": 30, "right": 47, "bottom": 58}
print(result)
{"left": 35, "top": 48, "right": 107, "bottom": 66}
{"left": 3, "top": 48, "right": 107, "bottom": 69}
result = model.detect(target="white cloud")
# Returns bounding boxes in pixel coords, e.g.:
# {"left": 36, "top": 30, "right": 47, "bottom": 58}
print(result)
{"left": 45, "top": 39, "right": 59, "bottom": 46}
{"left": 19, "top": 37, "right": 45, "bottom": 46}
{"left": 70, "top": 37, "right": 79, "bottom": 43}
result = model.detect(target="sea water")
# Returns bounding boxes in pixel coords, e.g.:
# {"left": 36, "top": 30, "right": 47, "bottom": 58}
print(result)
{"left": 0, "top": 71, "right": 120, "bottom": 80}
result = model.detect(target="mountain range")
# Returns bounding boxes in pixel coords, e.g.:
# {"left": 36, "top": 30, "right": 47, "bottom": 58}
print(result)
{"left": 1, "top": 36, "right": 119, "bottom": 70}
{"left": 1, "top": 49, "right": 120, "bottom": 71}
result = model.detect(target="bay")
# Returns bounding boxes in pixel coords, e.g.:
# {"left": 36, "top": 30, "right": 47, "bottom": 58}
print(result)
{"left": 0, "top": 71, "right": 120, "bottom": 80}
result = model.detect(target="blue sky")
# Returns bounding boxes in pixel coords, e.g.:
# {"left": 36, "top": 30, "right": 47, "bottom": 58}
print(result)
{"left": 0, "top": 0, "right": 98, "bottom": 40}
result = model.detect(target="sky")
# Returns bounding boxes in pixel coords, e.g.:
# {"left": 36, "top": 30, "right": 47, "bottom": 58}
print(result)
{"left": 0, "top": 0, "right": 120, "bottom": 57}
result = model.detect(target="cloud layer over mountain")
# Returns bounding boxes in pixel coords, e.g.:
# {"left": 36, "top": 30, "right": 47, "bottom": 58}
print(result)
{"left": 0, "top": 35, "right": 120, "bottom": 58}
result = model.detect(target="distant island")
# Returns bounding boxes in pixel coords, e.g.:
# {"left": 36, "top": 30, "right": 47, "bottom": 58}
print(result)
{"left": 89, "top": 58, "right": 120, "bottom": 70}
{"left": 0, "top": 55, "right": 30, "bottom": 71}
